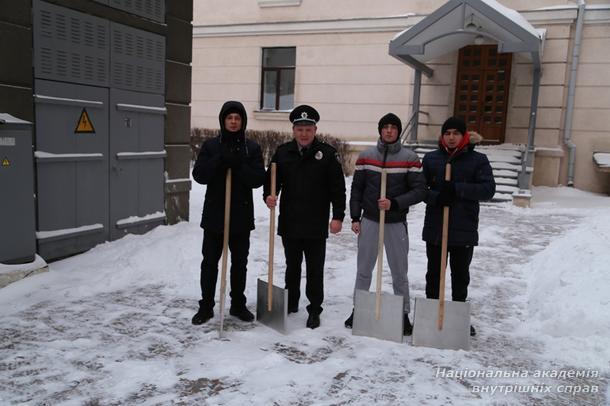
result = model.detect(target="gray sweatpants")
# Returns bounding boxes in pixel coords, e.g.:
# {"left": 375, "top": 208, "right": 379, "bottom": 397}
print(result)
{"left": 354, "top": 217, "right": 411, "bottom": 313}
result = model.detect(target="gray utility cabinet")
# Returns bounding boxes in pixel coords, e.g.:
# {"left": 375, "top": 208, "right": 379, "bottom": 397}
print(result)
{"left": 0, "top": 114, "right": 36, "bottom": 264}
{"left": 33, "top": 0, "right": 166, "bottom": 260}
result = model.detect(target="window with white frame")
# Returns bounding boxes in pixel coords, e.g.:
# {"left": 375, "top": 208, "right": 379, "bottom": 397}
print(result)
{"left": 260, "top": 47, "right": 296, "bottom": 111}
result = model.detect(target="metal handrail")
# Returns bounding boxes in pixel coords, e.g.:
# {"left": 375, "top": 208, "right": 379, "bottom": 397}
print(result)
{"left": 400, "top": 109, "right": 428, "bottom": 144}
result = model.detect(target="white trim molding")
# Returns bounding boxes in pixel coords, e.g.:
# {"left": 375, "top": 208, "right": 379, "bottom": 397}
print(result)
{"left": 193, "top": 15, "right": 417, "bottom": 38}
{"left": 252, "top": 110, "right": 291, "bottom": 121}
{"left": 191, "top": 7, "right": 610, "bottom": 38}
{"left": 258, "top": 0, "right": 302, "bottom": 7}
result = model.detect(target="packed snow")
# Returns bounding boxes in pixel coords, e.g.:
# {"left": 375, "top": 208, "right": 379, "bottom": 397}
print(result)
{"left": 0, "top": 179, "right": 609, "bottom": 405}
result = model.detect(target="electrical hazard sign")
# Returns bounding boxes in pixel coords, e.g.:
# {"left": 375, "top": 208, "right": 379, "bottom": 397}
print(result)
{"left": 1, "top": 157, "right": 9, "bottom": 167}
{"left": 75, "top": 108, "right": 96, "bottom": 134}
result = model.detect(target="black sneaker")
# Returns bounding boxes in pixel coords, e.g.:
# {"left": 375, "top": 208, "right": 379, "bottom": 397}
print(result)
{"left": 306, "top": 313, "right": 320, "bottom": 329}
{"left": 470, "top": 325, "right": 476, "bottom": 337}
{"left": 288, "top": 306, "right": 299, "bottom": 314}
{"left": 344, "top": 309, "right": 354, "bottom": 329}
{"left": 191, "top": 308, "right": 214, "bottom": 325}
{"left": 229, "top": 307, "right": 255, "bottom": 322}
{"left": 403, "top": 314, "right": 413, "bottom": 336}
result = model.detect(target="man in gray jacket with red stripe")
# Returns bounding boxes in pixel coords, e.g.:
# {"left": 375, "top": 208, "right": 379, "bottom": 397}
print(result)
{"left": 345, "top": 113, "right": 426, "bottom": 335}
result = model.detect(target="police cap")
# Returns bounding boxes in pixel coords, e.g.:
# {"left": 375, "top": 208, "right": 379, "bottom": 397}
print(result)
{"left": 289, "top": 105, "right": 319, "bottom": 126}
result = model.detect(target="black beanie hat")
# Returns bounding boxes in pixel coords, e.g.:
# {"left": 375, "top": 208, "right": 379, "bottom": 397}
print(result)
{"left": 378, "top": 113, "right": 402, "bottom": 136}
{"left": 441, "top": 116, "right": 466, "bottom": 136}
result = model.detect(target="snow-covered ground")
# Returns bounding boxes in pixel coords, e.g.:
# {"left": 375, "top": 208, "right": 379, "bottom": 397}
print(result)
{"left": 1, "top": 180, "right": 609, "bottom": 405}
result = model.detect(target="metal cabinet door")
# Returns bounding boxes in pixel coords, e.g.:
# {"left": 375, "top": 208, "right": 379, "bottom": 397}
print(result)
{"left": 108, "top": 0, "right": 165, "bottom": 23}
{"left": 34, "top": 80, "right": 109, "bottom": 260}
{"left": 0, "top": 116, "right": 35, "bottom": 264}
{"left": 33, "top": 0, "right": 109, "bottom": 87}
{"left": 109, "top": 89, "right": 166, "bottom": 241}
{"left": 110, "top": 22, "right": 165, "bottom": 95}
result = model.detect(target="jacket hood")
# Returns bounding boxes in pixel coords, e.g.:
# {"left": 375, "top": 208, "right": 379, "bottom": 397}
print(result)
{"left": 219, "top": 101, "right": 247, "bottom": 141}
{"left": 437, "top": 131, "right": 483, "bottom": 155}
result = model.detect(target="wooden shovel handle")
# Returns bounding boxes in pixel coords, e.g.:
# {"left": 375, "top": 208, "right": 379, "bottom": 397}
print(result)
{"left": 219, "top": 169, "right": 232, "bottom": 338}
{"left": 375, "top": 169, "right": 387, "bottom": 321}
{"left": 438, "top": 163, "right": 451, "bottom": 330}
{"left": 267, "top": 163, "right": 277, "bottom": 312}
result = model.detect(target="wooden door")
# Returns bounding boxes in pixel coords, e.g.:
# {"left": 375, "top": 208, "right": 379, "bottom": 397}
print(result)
{"left": 454, "top": 45, "right": 512, "bottom": 144}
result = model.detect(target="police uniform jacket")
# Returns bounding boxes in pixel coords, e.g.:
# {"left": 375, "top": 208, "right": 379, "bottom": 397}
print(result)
{"left": 264, "top": 138, "right": 346, "bottom": 239}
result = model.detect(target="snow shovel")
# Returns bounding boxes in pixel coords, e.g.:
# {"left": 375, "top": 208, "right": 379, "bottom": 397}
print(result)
{"left": 218, "top": 169, "right": 232, "bottom": 339}
{"left": 353, "top": 169, "right": 405, "bottom": 343}
{"left": 412, "top": 163, "right": 471, "bottom": 350}
{"left": 256, "top": 163, "right": 288, "bottom": 333}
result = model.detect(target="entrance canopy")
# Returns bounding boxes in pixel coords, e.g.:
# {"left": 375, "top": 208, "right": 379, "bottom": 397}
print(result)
{"left": 389, "top": 0, "right": 545, "bottom": 77}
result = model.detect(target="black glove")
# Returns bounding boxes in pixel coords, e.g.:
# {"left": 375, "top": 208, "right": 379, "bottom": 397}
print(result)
{"left": 437, "top": 181, "right": 456, "bottom": 206}
{"left": 221, "top": 143, "right": 242, "bottom": 169}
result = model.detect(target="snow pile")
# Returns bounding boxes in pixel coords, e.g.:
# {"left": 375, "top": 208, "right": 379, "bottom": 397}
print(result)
{"left": 0, "top": 254, "right": 47, "bottom": 276}
{"left": 524, "top": 208, "right": 610, "bottom": 371}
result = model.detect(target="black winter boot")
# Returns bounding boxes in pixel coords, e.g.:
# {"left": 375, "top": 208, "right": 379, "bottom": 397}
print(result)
{"left": 229, "top": 306, "right": 255, "bottom": 322}
{"left": 403, "top": 314, "right": 413, "bottom": 336}
{"left": 344, "top": 309, "right": 354, "bottom": 329}
{"left": 192, "top": 308, "right": 214, "bottom": 325}
{"left": 306, "top": 313, "right": 320, "bottom": 329}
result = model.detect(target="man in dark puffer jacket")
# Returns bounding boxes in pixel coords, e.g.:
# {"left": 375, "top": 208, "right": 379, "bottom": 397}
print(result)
{"left": 422, "top": 116, "right": 495, "bottom": 337}
{"left": 191, "top": 101, "right": 266, "bottom": 325}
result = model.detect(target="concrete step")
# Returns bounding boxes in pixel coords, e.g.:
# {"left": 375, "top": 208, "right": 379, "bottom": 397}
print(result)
{"left": 491, "top": 161, "right": 522, "bottom": 171}
{"left": 414, "top": 147, "right": 435, "bottom": 153}
{"left": 480, "top": 147, "right": 522, "bottom": 155}
{"left": 493, "top": 169, "right": 518, "bottom": 179}
{"left": 495, "top": 177, "right": 518, "bottom": 186}
{"left": 478, "top": 143, "right": 524, "bottom": 153}
{"left": 496, "top": 184, "right": 519, "bottom": 194}
{"left": 491, "top": 192, "right": 513, "bottom": 202}
{"left": 480, "top": 151, "right": 522, "bottom": 164}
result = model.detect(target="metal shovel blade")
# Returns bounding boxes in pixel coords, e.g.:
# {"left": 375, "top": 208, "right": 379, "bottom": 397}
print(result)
{"left": 352, "top": 289, "right": 405, "bottom": 343}
{"left": 256, "top": 278, "right": 288, "bottom": 334}
{"left": 411, "top": 298, "right": 471, "bottom": 350}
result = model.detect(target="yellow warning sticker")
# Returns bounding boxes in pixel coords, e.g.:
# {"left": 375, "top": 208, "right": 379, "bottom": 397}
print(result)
{"left": 75, "top": 108, "right": 96, "bottom": 133}
{"left": 1, "top": 157, "right": 9, "bottom": 167}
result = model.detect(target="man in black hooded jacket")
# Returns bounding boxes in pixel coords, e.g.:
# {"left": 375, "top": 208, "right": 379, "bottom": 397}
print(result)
{"left": 191, "top": 101, "right": 266, "bottom": 325}
{"left": 422, "top": 116, "right": 495, "bottom": 336}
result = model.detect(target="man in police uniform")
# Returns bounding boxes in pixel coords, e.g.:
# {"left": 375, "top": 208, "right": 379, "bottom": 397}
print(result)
{"left": 264, "top": 105, "right": 346, "bottom": 329}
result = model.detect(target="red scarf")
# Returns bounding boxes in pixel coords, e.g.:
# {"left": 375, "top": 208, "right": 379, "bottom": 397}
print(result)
{"left": 440, "top": 131, "right": 470, "bottom": 156}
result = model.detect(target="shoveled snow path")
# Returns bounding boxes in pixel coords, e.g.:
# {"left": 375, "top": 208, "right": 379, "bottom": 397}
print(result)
{"left": 0, "top": 180, "right": 607, "bottom": 405}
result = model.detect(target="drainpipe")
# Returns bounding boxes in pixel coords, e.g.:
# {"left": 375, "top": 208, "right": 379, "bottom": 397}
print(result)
{"left": 563, "top": 0, "right": 586, "bottom": 186}
{"left": 520, "top": 68, "right": 540, "bottom": 190}
{"left": 411, "top": 70, "right": 422, "bottom": 143}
